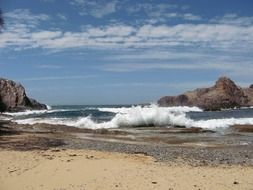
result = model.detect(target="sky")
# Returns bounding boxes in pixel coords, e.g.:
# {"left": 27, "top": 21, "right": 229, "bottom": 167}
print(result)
{"left": 0, "top": 0, "right": 253, "bottom": 105}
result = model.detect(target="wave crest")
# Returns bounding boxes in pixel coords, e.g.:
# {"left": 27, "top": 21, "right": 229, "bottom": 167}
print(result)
{"left": 13, "top": 104, "right": 253, "bottom": 129}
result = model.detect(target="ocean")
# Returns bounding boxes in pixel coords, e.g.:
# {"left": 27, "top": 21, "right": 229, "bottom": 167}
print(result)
{"left": 5, "top": 104, "right": 253, "bottom": 130}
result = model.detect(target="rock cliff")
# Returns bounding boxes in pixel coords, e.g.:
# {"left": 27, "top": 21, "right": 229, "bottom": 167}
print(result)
{"left": 243, "top": 85, "right": 253, "bottom": 106}
{"left": 158, "top": 77, "right": 252, "bottom": 111}
{"left": 0, "top": 78, "right": 47, "bottom": 112}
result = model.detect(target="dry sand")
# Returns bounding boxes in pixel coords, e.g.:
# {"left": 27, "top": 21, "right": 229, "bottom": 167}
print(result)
{"left": 0, "top": 148, "right": 253, "bottom": 190}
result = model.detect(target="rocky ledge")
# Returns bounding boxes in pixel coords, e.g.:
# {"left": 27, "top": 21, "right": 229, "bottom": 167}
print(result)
{"left": 158, "top": 77, "right": 253, "bottom": 111}
{"left": 0, "top": 78, "right": 47, "bottom": 112}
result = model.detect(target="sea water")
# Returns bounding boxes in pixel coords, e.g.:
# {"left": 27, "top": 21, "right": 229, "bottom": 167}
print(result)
{"left": 5, "top": 104, "right": 253, "bottom": 130}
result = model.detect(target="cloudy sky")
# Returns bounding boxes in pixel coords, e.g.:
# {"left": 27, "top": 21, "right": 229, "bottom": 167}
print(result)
{"left": 0, "top": 0, "right": 253, "bottom": 105}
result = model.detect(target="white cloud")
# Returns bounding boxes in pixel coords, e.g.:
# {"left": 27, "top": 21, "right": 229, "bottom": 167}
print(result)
{"left": 69, "top": 1, "right": 201, "bottom": 22}
{"left": 125, "top": 2, "right": 201, "bottom": 23}
{"left": 70, "top": 0, "right": 118, "bottom": 18}
{"left": 211, "top": 14, "right": 253, "bottom": 26}
{"left": 149, "top": 12, "right": 202, "bottom": 22}
{"left": 183, "top": 13, "right": 202, "bottom": 21}
{"left": 1, "top": 9, "right": 253, "bottom": 62}
{"left": 31, "top": 31, "right": 62, "bottom": 40}
{"left": 56, "top": 13, "right": 67, "bottom": 20}
{"left": 4, "top": 9, "right": 50, "bottom": 27}
{"left": 126, "top": 3, "right": 178, "bottom": 14}
{"left": 103, "top": 50, "right": 220, "bottom": 61}
{"left": 2, "top": 21, "right": 253, "bottom": 50}
{"left": 83, "top": 25, "right": 136, "bottom": 37}
{"left": 100, "top": 58, "right": 253, "bottom": 77}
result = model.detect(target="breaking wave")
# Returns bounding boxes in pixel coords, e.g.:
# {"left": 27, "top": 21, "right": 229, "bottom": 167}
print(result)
{"left": 97, "top": 105, "right": 202, "bottom": 114}
{"left": 46, "top": 105, "right": 52, "bottom": 110}
{"left": 12, "top": 104, "right": 253, "bottom": 130}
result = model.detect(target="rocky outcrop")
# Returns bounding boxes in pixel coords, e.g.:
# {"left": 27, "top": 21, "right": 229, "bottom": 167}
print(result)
{"left": 158, "top": 77, "right": 252, "bottom": 111}
{"left": 0, "top": 78, "right": 47, "bottom": 112}
{"left": 230, "top": 125, "right": 253, "bottom": 133}
{"left": 243, "top": 85, "right": 253, "bottom": 105}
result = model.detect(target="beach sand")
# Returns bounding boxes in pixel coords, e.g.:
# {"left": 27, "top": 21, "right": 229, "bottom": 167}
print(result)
{"left": 1, "top": 148, "right": 253, "bottom": 190}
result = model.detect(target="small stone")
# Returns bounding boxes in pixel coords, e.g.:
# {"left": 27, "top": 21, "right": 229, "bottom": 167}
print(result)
{"left": 152, "top": 181, "right": 157, "bottom": 184}
{"left": 233, "top": 181, "right": 239, "bottom": 185}
{"left": 51, "top": 149, "right": 60, "bottom": 152}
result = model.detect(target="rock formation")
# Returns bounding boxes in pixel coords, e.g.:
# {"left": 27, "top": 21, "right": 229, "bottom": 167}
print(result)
{"left": 243, "top": 85, "right": 253, "bottom": 106}
{"left": 158, "top": 77, "right": 253, "bottom": 111}
{"left": 0, "top": 78, "right": 47, "bottom": 112}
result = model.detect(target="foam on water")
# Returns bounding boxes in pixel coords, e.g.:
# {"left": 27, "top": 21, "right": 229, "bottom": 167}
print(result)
{"left": 5, "top": 109, "right": 50, "bottom": 116}
{"left": 46, "top": 105, "right": 52, "bottom": 110}
{"left": 12, "top": 104, "right": 253, "bottom": 130}
{"left": 97, "top": 105, "right": 202, "bottom": 114}
{"left": 4, "top": 109, "right": 68, "bottom": 116}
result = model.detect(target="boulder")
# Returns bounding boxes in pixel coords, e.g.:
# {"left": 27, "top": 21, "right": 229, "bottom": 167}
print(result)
{"left": 0, "top": 78, "right": 47, "bottom": 112}
{"left": 158, "top": 77, "right": 250, "bottom": 111}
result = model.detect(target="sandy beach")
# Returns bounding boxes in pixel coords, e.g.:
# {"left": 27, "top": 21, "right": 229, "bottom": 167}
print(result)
{"left": 1, "top": 0, "right": 253, "bottom": 189}
{"left": 1, "top": 120, "right": 253, "bottom": 190}
{"left": 1, "top": 148, "right": 253, "bottom": 190}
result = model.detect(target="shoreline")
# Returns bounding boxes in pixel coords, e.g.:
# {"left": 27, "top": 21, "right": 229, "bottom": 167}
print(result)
{"left": 1, "top": 120, "right": 253, "bottom": 189}
{"left": 1, "top": 120, "right": 253, "bottom": 166}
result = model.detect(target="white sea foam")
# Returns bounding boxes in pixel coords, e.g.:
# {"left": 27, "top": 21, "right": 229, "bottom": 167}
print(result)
{"left": 0, "top": 115, "right": 12, "bottom": 121}
{"left": 221, "top": 106, "right": 253, "bottom": 111}
{"left": 5, "top": 109, "right": 68, "bottom": 116}
{"left": 188, "top": 118, "right": 253, "bottom": 129}
{"left": 46, "top": 105, "right": 52, "bottom": 110}
{"left": 13, "top": 104, "right": 253, "bottom": 130}
{"left": 97, "top": 104, "right": 202, "bottom": 114}
{"left": 5, "top": 110, "right": 50, "bottom": 116}
{"left": 4, "top": 105, "right": 52, "bottom": 116}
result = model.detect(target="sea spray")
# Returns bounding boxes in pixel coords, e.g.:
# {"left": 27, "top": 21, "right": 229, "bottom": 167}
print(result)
{"left": 12, "top": 104, "right": 253, "bottom": 129}
{"left": 13, "top": 104, "right": 199, "bottom": 128}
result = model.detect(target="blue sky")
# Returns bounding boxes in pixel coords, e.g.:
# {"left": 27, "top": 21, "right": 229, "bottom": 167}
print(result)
{"left": 0, "top": 0, "right": 253, "bottom": 105}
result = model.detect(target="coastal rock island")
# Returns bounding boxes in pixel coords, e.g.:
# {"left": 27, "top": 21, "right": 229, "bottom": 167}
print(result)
{"left": 158, "top": 77, "right": 253, "bottom": 111}
{"left": 0, "top": 78, "right": 47, "bottom": 112}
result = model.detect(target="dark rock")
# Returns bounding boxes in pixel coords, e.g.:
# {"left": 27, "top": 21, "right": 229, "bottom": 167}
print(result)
{"left": 0, "top": 78, "right": 47, "bottom": 112}
{"left": 158, "top": 77, "right": 250, "bottom": 111}
{"left": 243, "top": 86, "right": 253, "bottom": 105}
{"left": 69, "top": 154, "right": 77, "bottom": 157}
{"left": 230, "top": 125, "right": 253, "bottom": 133}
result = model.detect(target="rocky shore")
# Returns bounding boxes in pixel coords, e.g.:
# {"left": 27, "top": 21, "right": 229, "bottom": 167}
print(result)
{"left": 1, "top": 120, "right": 253, "bottom": 166}
{"left": 1, "top": 119, "right": 253, "bottom": 190}
{"left": 158, "top": 77, "right": 253, "bottom": 111}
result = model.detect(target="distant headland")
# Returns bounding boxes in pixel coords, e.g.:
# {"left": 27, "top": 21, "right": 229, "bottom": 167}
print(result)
{"left": 0, "top": 78, "right": 47, "bottom": 112}
{"left": 158, "top": 76, "right": 253, "bottom": 111}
